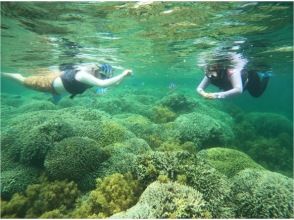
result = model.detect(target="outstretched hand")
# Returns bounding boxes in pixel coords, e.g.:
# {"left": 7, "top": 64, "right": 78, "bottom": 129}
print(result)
{"left": 123, "top": 69, "right": 133, "bottom": 76}
{"left": 201, "top": 92, "right": 216, "bottom": 99}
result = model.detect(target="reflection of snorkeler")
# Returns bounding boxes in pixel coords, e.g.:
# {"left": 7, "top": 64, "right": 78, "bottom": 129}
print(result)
{"left": 196, "top": 52, "right": 270, "bottom": 99}
{"left": 2, "top": 63, "right": 132, "bottom": 100}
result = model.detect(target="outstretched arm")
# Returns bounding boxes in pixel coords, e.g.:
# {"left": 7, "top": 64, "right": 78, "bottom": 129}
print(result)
{"left": 196, "top": 76, "right": 210, "bottom": 97}
{"left": 75, "top": 69, "right": 132, "bottom": 87}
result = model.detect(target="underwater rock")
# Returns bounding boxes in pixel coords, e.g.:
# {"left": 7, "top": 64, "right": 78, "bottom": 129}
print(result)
{"left": 111, "top": 181, "right": 209, "bottom": 218}
{"left": 231, "top": 169, "right": 294, "bottom": 218}
{"left": 197, "top": 147, "right": 265, "bottom": 178}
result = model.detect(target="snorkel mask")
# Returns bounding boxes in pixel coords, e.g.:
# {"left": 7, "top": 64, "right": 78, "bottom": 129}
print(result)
{"left": 99, "top": 63, "right": 114, "bottom": 79}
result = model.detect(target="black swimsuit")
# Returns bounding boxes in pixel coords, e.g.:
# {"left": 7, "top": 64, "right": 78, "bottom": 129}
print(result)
{"left": 60, "top": 64, "right": 92, "bottom": 98}
{"left": 208, "top": 68, "right": 248, "bottom": 91}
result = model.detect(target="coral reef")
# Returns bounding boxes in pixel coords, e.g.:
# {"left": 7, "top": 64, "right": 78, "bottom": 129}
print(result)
{"left": 231, "top": 169, "right": 294, "bottom": 218}
{"left": 174, "top": 112, "right": 234, "bottom": 149}
{"left": 1, "top": 165, "right": 40, "bottom": 200}
{"left": 44, "top": 137, "right": 108, "bottom": 186}
{"left": 245, "top": 135, "right": 293, "bottom": 176}
{"left": 159, "top": 93, "right": 197, "bottom": 113}
{"left": 112, "top": 181, "right": 210, "bottom": 218}
{"left": 246, "top": 112, "right": 293, "bottom": 137}
{"left": 1, "top": 89, "right": 292, "bottom": 219}
{"left": 197, "top": 147, "right": 265, "bottom": 178}
{"left": 19, "top": 119, "right": 74, "bottom": 166}
{"left": 72, "top": 173, "right": 142, "bottom": 218}
{"left": 1, "top": 113, "right": 74, "bottom": 166}
{"left": 91, "top": 94, "right": 152, "bottom": 117}
{"left": 1, "top": 178, "right": 80, "bottom": 218}
{"left": 114, "top": 114, "right": 164, "bottom": 148}
{"left": 131, "top": 151, "right": 234, "bottom": 218}
{"left": 233, "top": 112, "right": 293, "bottom": 176}
{"left": 98, "top": 138, "right": 152, "bottom": 178}
{"left": 150, "top": 105, "right": 177, "bottom": 123}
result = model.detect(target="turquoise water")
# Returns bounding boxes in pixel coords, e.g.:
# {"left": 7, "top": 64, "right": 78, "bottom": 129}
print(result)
{"left": 1, "top": 2, "right": 293, "bottom": 218}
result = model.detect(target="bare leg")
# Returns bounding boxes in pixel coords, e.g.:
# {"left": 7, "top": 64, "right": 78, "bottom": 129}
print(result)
{"left": 2, "top": 72, "right": 26, "bottom": 84}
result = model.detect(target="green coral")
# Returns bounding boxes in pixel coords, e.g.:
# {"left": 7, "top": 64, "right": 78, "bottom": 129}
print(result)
{"left": 150, "top": 105, "right": 177, "bottom": 123}
{"left": 197, "top": 147, "right": 265, "bottom": 178}
{"left": 112, "top": 181, "right": 210, "bottom": 218}
{"left": 233, "top": 112, "right": 293, "bottom": 176}
{"left": 159, "top": 93, "right": 196, "bottom": 113}
{"left": 44, "top": 137, "right": 108, "bottom": 189}
{"left": 131, "top": 151, "right": 234, "bottom": 218}
{"left": 1, "top": 117, "right": 73, "bottom": 166}
{"left": 231, "top": 169, "right": 294, "bottom": 218}
{"left": 16, "top": 100, "right": 58, "bottom": 113}
{"left": 96, "top": 120, "right": 135, "bottom": 147}
{"left": 158, "top": 140, "right": 197, "bottom": 153}
{"left": 98, "top": 138, "right": 152, "bottom": 178}
{"left": 1, "top": 178, "right": 80, "bottom": 218}
{"left": 114, "top": 114, "right": 164, "bottom": 148}
{"left": 246, "top": 112, "right": 293, "bottom": 138}
{"left": 20, "top": 119, "right": 74, "bottom": 166}
{"left": 174, "top": 112, "right": 234, "bottom": 149}
{"left": 72, "top": 173, "right": 142, "bottom": 218}
{"left": 246, "top": 135, "right": 293, "bottom": 176}
{"left": 92, "top": 94, "right": 152, "bottom": 117}
{"left": 1, "top": 164, "right": 40, "bottom": 200}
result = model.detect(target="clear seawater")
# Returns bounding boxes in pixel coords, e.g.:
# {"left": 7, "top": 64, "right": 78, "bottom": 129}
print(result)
{"left": 1, "top": 2, "right": 293, "bottom": 118}
{"left": 1, "top": 2, "right": 293, "bottom": 219}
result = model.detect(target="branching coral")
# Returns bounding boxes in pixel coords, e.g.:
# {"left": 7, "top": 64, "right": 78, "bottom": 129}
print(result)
{"left": 131, "top": 151, "right": 235, "bottom": 218}
{"left": 159, "top": 93, "right": 196, "bottom": 113}
{"left": 150, "top": 105, "right": 177, "bottom": 123}
{"left": 98, "top": 138, "right": 152, "bottom": 178}
{"left": 233, "top": 112, "right": 293, "bottom": 176}
{"left": 246, "top": 112, "right": 293, "bottom": 138}
{"left": 231, "top": 169, "right": 294, "bottom": 218}
{"left": 1, "top": 164, "right": 40, "bottom": 200}
{"left": 1, "top": 116, "right": 74, "bottom": 167}
{"left": 114, "top": 114, "right": 164, "bottom": 149}
{"left": 112, "top": 181, "right": 210, "bottom": 219}
{"left": 197, "top": 147, "right": 265, "bottom": 178}
{"left": 174, "top": 112, "right": 234, "bottom": 149}
{"left": 44, "top": 137, "right": 108, "bottom": 187}
{"left": 1, "top": 178, "right": 80, "bottom": 218}
{"left": 72, "top": 173, "right": 142, "bottom": 218}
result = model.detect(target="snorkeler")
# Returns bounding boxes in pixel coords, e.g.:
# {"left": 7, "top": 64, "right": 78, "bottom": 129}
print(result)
{"left": 196, "top": 52, "right": 270, "bottom": 99}
{"left": 2, "top": 63, "right": 132, "bottom": 99}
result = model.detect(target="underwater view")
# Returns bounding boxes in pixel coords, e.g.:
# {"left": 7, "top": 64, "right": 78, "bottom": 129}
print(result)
{"left": 1, "top": 1, "right": 293, "bottom": 218}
